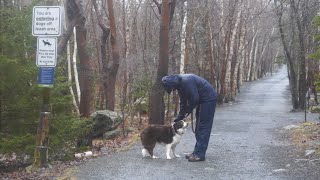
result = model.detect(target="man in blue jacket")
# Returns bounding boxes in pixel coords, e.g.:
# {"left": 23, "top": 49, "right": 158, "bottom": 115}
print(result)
{"left": 161, "top": 74, "right": 217, "bottom": 162}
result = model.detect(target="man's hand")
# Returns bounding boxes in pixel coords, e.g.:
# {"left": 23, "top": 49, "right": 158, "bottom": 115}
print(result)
{"left": 174, "top": 117, "right": 181, "bottom": 122}
{"left": 186, "top": 104, "right": 193, "bottom": 113}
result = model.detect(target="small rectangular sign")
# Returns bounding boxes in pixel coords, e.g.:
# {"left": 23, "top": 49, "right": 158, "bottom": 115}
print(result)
{"left": 36, "top": 37, "right": 57, "bottom": 67}
{"left": 38, "top": 67, "right": 54, "bottom": 87}
{"left": 32, "top": 6, "right": 63, "bottom": 36}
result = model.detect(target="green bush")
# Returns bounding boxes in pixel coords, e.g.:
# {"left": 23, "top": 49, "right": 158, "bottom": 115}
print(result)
{"left": 0, "top": 133, "right": 34, "bottom": 155}
{"left": 0, "top": 5, "right": 92, "bottom": 162}
{"left": 49, "top": 115, "right": 92, "bottom": 160}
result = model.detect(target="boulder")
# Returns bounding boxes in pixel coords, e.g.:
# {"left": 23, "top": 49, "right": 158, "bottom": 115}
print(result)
{"left": 102, "top": 128, "right": 135, "bottom": 139}
{"left": 103, "top": 129, "right": 122, "bottom": 140}
{"left": 91, "top": 110, "right": 123, "bottom": 138}
{"left": 77, "top": 110, "right": 123, "bottom": 147}
{"left": 133, "top": 98, "right": 148, "bottom": 115}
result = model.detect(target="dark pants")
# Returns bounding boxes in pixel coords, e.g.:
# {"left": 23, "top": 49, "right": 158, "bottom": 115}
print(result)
{"left": 193, "top": 100, "right": 216, "bottom": 159}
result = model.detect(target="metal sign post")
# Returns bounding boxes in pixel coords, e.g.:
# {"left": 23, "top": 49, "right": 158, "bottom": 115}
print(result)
{"left": 32, "top": 6, "right": 62, "bottom": 169}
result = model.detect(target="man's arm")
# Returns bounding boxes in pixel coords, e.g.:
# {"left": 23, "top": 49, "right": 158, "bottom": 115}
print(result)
{"left": 175, "top": 93, "right": 187, "bottom": 122}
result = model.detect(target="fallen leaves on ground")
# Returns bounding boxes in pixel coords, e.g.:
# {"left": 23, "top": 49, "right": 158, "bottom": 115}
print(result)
{"left": 291, "top": 121, "right": 320, "bottom": 155}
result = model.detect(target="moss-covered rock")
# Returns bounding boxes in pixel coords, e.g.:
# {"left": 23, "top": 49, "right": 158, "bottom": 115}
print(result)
{"left": 77, "top": 110, "right": 123, "bottom": 147}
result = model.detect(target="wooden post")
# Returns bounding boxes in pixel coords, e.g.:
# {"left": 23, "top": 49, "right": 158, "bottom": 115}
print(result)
{"left": 32, "top": 0, "right": 58, "bottom": 169}
{"left": 33, "top": 87, "right": 50, "bottom": 168}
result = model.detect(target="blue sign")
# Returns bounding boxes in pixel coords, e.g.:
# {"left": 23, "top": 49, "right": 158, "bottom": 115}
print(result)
{"left": 38, "top": 67, "right": 54, "bottom": 87}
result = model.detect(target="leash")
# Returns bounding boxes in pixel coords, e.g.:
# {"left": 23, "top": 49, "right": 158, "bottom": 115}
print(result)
{"left": 180, "top": 107, "right": 200, "bottom": 134}
{"left": 180, "top": 112, "right": 195, "bottom": 134}
{"left": 191, "top": 105, "right": 201, "bottom": 134}
{"left": 190, "top": 110, "right": 195, "bottom": 134}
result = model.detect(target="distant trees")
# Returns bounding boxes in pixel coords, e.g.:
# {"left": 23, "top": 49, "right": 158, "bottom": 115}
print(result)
{"left": 274, "top": 0, "right": 320, "bottom": 109}
{"left": 170, "top": 0, "right": 278, "bottom": 104}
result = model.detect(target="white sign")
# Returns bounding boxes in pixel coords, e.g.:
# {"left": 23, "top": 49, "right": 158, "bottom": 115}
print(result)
{"left": 36, "top": 37, "right": 57, "bottom": 67}
{"left": 32, "top": 6, "right": 62, "bottom": 36}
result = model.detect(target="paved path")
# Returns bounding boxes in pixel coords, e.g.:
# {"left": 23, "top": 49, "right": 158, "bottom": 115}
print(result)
{"left": 71, "top": 67, "right": 320, "bottom": 180}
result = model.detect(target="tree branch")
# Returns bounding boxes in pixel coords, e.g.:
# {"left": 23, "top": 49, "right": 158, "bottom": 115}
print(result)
{"left": 57, "top": 0, "right": 82, "bottom": 57}
{"left": 92, "top": 0, "right": 110, "bottom": 34}
{"left": 152, "top": 0, "right": 161, "bottom": 14}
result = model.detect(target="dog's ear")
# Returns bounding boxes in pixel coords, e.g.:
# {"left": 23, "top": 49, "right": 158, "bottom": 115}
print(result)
{"left": 172, "top": 123, "right": 176, "bottom": 131}
{"left": 173, "top": 121, "right": 183, "bottom": 130}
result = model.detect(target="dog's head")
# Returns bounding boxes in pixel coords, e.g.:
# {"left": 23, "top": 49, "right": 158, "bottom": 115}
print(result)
{"left": 173, "top": 120, "right": 188, "bottom": 135}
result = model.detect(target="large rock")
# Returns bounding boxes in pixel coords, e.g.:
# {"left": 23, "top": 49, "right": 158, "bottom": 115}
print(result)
{"left": 133, "top": 98, "right": 148, "bottom": 115}
{"left": 77, "top": 110, "right": 123, "bottom": 147}
{"left": 91, "top": 110, "right": 123, "bottom": 138}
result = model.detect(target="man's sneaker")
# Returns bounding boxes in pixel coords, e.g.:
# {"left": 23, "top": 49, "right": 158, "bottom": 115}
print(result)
{"left": 188, "top": 155, "right": 205, "bottom": 162}
{"left": 185, "top": 153, "right": 194, "bottom": 159}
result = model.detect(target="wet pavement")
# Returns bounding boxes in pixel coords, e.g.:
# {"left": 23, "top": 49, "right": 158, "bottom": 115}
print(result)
{"left": 70, "top": 67, "right": 320, "bottom": 180}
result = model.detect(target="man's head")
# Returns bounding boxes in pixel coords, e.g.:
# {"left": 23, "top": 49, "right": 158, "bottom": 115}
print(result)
{"left": 161, "top": 75, "right": 180, "bottom": 94}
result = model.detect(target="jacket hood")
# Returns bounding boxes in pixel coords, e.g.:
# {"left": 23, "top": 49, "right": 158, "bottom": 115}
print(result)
{"left": 161, "top": 75, "right": 180, "bottom": 94}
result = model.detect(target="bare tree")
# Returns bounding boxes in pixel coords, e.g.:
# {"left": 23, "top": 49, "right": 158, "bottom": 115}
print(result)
{"left": 149, "top": 0, "right": 175, "bottom": 124}
{"left": 274, "top": 0, "right": 299, "bottom": 109}
{"left": 77, "top": 9, "right": 93, "bottom": 117}
{"left": 105, "top": 0, "right": 120, "bottom": 111}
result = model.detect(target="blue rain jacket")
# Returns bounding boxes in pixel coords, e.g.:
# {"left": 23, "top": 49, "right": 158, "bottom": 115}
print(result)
{"left": 161, "top": 74, "right": 217, "bottom": 121}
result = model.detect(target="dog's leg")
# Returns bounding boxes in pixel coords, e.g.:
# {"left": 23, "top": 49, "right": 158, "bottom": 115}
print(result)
{"left": 166, "top": 144, "right": 173, "bottom": 159}
{"left": 142, "top": 148, "right": 151, "bottom": 158}
{"left": 150, "top": 149, "right": 159, "bottom": 159}
{"left": 146, "top": 145, "right": 158, "bottom": 159}
{"left": 171, "top": 144, "right": 180, "bottom": 158}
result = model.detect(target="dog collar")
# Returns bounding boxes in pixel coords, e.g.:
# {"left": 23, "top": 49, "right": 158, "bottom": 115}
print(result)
{"left": 173, "top": 125, "right": 184, "bottom": 136}
{"left": 177, "top": 131, "right": 184, "bottom": 135}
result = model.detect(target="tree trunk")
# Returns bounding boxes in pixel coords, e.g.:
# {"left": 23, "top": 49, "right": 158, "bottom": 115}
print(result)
{"left": 219, "top": 1, "right": 236, "bottom": 103}
{"left": 67, "top": 39, "right": 79, "bottom": 114}
{"left": 184, "top": 1, "right": 194, "bottom": 74}
{"left": 73, "top": 27, "right": 81, "bottom": 104}
{"left": 236, "top": 21, "right": 246, "bottom": 93}
{"left": 200, "top": 0, "right": 211, "bottom": 81}
{"left": 248, "top": 31, "right": 258, "bottom": 81}
{"left": 77, "top": 15, "right": 92, "bottom": 117}
{"left": 57, "top": 0, "right": 79, "bottom": 57}
{"left": 275, "top": 0, "right": 299, "bottom": 109}
{"left": 105, "top": 0, "right": 120, "bottom": 111}
{"left": 121, "top": 0, "right": 128, "bottom": 135}
{"left": 290, "top": 0, "right": 306, "bottom": 109}
{"left": 92, "top": 0, "right": 111, "bottom": 111}
{"left": 180, "top": 0, "right": 187, "bottom": 74}
{"left": 229, "top": 2, "right": 242, "bottom": 100}
{"left": 149, "top": 0, "right": 172, "bottom": 125}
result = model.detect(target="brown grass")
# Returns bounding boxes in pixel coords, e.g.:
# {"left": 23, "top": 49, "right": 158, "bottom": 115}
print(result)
{"left": 291, "top": 122, "right": 320, "bottom": 154}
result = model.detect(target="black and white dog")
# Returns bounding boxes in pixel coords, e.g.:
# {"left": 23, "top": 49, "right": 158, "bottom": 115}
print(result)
{"left": 140, "top": 120, "right": 188, "bottom": 159}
